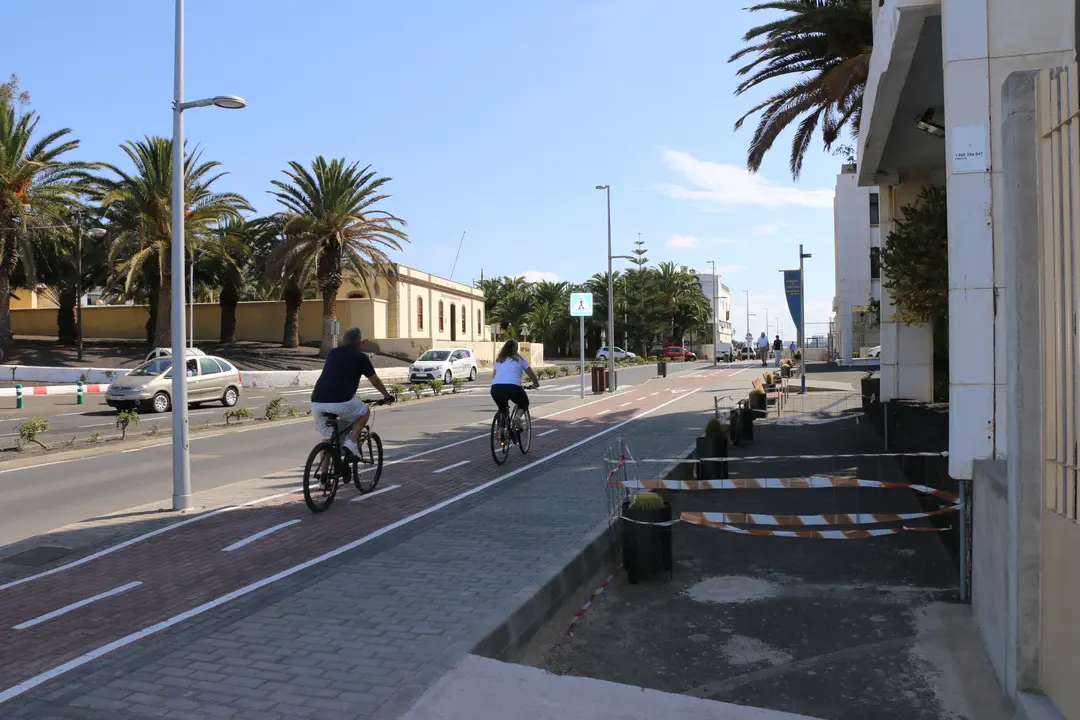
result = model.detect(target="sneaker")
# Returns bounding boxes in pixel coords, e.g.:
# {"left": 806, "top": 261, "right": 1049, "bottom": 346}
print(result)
{"left": 343, "top": 439, "right": 361, "bottom": 459}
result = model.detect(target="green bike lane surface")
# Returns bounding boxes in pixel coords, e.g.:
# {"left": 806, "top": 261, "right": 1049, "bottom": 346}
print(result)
{"left": 0, "top": 367, "right": 731, "bottom": 717}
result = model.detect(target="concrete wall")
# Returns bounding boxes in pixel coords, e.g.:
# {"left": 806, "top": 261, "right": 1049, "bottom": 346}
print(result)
{"left": 370, "top": 339, "right": 544, "bottom": 369}
{"left": 833, "top": 168, "right": 882, "bottom": 364}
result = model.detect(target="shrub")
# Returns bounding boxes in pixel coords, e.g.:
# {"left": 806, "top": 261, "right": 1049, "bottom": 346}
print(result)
{"left": 115, "top": 410, "right": 139, "bottom": 440}
{"left": 389, "top": 384, "right": 406, "bottom": 402}
{"left": 224, "top": 407, "right": 254, "bottom": 426}
{"left": 64, "top": 436, "right": 77, "bottom": 447}
{"left": 89, "top": 432, "right": 102, "bottom": 443}
{"left": 631, "top": 492, "right": 666, "bottom": 510}
{"left": 430, "top": 379, "right": 444, "bottom": 396}
{"left": 451, "top": 378, "right": 465, "bottom": 393}
{"left": 17, "top": 418, "right": 51, "bottom": 449}
{"left": 559, "top": 366, "right": 570, "bottom": 376}
{"left": 264, "top": 397, "right": 285, "bottom": 421}
{"left": 144, "top": 425, "right": 161, "bottom": 438}
{"left": 411, "top": 383, "right": 427, "bottom": 400}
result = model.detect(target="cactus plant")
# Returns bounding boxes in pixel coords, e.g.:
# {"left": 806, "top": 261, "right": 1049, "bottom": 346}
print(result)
{"left": 631, "top": 491, "right": 666, "bottom": 510}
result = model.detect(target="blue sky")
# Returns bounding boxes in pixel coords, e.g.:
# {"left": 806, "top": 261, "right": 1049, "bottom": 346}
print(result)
{"left": 5, "top": 0, "right": 844, "bottom": 341}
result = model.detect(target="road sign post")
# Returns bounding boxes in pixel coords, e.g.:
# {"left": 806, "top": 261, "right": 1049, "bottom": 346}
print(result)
{"left": 570, "top": 292, "right": 594, "bottom": 399}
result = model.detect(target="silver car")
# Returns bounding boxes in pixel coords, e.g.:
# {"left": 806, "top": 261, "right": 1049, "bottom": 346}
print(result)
{"left": 106, "top": 355, "right": 242, "bottom": 413}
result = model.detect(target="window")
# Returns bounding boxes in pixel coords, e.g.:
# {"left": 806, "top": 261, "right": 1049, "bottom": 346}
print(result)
{"left": 199, "top": 357, "right": 220, "bottom": 375}
{"left": 870, "top": 248, "right": 880, "bottom": 280}
{"left": 869, "top": 192, "right": 880, "bottom": 226}
{"left": 477, "top": 309, "right": 481, "bottom": 333}
{"left": 213, "top": 359, "right": 233, "bottom": 373}
{"left": 417, "top": 297, "right": 424, "bottom": 330}
{"left": 439, "top": 301, "right": 444, "bottom": 332}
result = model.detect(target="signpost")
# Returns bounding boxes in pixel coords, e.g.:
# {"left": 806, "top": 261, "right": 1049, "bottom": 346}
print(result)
{"left": 570, "top": 292, "right": 593, "bottom": 399}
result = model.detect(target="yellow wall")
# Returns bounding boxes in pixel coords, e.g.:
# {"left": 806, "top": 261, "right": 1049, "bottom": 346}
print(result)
{"left": 10, "top": 287, "right": 56, "bottom": 310}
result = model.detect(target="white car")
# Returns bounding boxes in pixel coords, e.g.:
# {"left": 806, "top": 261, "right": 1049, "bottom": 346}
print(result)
{"left": 145, "top": 346, "right": 206, "bottom": 364}
{"left": 409, "top": 348, "right": 478, "bottom": 384}
{"left": 867, "top": 345, "right": 881, "bottom": 358}
{"left": 596, "top": 346, "right": 636, "bottom": 361}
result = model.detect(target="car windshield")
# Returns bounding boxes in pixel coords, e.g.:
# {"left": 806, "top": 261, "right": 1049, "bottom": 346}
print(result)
{"left": 418, "top": 351, "right": 451, "bottom": 362}
{"left": 129, "top": 358, "right": 171, "bottom": 377}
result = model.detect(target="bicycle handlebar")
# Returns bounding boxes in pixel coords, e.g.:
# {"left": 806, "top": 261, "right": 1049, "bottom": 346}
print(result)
{"left": 363, "top": 396, "right": 395, "bottom": 406}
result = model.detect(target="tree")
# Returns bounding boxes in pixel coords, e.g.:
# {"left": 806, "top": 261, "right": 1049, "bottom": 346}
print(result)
{"left": 32, "top": 213, "right": 109, "bottom": 345}
{"left": 0, "top": 79, "right": 92, "bottom": 349}
{"left": 729, "top": 0, "right": 873, "bottom": 179}
{"left": 201, "top": 216, "right": 252, "bottom": 344}
{"left": 877, "top": 186, "right": 948, "bottom": 326}
{"left": 268, "top": 158, "right": 408, "bottom": 357}
{"left": 97, "top": 136, "right": 250, "bottom": 345}
{"left": 652, "top": 262, "right": 710, "bottom": 344}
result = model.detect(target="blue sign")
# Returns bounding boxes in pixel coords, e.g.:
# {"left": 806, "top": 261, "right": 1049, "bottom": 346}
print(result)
{"left": 570, "top": 292, "right": 594, "bottom": 317}
{"left": 783, "top": 270, "right": 802, "bottom": 338}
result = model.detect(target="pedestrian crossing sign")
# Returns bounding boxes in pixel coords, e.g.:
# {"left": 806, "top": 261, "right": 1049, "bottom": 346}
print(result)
{"left": 569, "top": 292, "right": 593, "bottom": 317}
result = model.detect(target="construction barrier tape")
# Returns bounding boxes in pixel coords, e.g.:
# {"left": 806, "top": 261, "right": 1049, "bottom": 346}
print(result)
{"left": 635, "top": 451, "right": 948, "bottom": 464}
{"left": 567, "top": 572, "right": 616, "bottom": 635}
{"left": 680, "top": 506, "right": 960, "bottom": 527}
{"left": 611, "top": 476, "right": 959, "bottom": 503}
{"left": 680, "top": 516, "right": 951, "bottom": 539}
{"left": 618, "top": 515, "right": 682, "bottom": 527}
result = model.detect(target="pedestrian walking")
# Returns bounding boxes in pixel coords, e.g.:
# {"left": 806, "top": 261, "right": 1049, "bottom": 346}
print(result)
{"left": 756, "top": 332, "right": 769, "bottom": 367}
{"left": 772, "top": 335, "right": 783, "bottom": 367}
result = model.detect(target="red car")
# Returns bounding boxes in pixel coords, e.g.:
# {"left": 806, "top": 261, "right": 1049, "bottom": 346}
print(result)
{"left": 659, "top": 346, "right": 697, "bottom": 361}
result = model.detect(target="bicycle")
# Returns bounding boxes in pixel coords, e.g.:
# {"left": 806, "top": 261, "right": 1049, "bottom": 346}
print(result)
{"left": 303, "top": 397, "right": 393, "bottom": 513}
{"left": 490, "top": 383, "right": 537, "bottom": 465}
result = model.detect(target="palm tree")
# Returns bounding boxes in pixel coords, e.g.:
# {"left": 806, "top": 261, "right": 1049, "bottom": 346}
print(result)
{"left": 0, "top": 92, "right": 92, "bottom": 348}
{"left": 31, "top": 213, "right": 109, "bottom": 345}
{"left": 200, "top": 216, "right": 252, "bottom": 343}
{"left": 653, "top": 262, "right": 710, "bottom": 344}
{"left": 97, "top": 136, "right": 251, "bottom": 345}
{"left": 729, "top": 0, "right": 873, "bottom": 178}
{"left": 268, "top": 157, "right": 408, "bottom": 357}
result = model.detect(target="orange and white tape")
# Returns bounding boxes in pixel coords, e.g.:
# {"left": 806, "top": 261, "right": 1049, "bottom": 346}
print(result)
{"left": 612, "top": 476, "right": 959, "bottom": 503}
{"left": 680, "top": 506, "right": 958, "bottom": 527}
{"left": 680, "top": 515, "right": 949, "bottom": 539}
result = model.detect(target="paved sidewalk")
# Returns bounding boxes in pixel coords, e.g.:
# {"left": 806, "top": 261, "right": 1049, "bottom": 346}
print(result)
{"left": 1, "top": 380, "right": 721, "bottom": 718}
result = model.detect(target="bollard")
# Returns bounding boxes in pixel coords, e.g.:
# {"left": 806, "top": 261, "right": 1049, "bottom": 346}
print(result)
{"left": 77, "top": 380, "right": 85, "bottom": 405}
{"left": 15, "top": 383, "right": 22, "bottom": 409}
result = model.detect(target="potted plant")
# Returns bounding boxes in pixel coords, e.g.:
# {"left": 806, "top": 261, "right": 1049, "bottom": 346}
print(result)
{"left": 621, "top": 491, "right": 674, "bottom": 584}
{"left": 749, "top": 386, "right": 767, "bottom": 418}
{"left": 780, "top": 360, "right": 792, "bottom": 378}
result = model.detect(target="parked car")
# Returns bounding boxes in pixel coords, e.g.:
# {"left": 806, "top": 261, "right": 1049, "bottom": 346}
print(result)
{"left": 867, "top": 345, "right": 881, "bottom": 358}
{"left": 596, "top": 346, "right": 637, "bottom": 361}
{"left": 106, "top": 355, "right": 242, "bottom": 413}
{"left": 658, "top": 346, "right": 697, "bottom": 362}
{"left": 409, "top": 348, "right": 478, "bottom": 384}
{"left": 145, "top": 346, "right": 206, "bottom": 364}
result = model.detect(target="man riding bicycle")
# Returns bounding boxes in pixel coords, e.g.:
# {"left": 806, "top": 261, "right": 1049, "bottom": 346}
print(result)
{"left": 490, "top": 339, "right": 540, "bottom": 427}
{"left": 311, "top": 326, "right": 393, "bottom": 458}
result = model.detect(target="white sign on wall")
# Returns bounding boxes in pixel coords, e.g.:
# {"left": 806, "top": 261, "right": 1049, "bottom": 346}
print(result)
{"left": 951, "top": 125, "right": 988, "bottom": 174}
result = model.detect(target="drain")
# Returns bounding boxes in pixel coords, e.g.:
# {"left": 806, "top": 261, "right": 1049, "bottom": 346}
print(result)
{"left": 2, "top": 546, "right": 74, "bottom": 567}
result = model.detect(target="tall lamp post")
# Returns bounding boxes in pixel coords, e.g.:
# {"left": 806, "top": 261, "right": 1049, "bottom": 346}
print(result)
{"left": 799, "top": 244, "right": 812, "bottom": 394}
{"left": 595, "top": 184, "right": 631, "bottom": 392}
{"left": 171, "top": 0, "right": 246, "bottom": 511}
{"left": 708, "top": 260, "right": 718, "bottom": 368}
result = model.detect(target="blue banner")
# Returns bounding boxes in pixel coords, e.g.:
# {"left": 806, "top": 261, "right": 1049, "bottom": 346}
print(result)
{"left": 783, "top": 270, "right": 802, "bottom": 339}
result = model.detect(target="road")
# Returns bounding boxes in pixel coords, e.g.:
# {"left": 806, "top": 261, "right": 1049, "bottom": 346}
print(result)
{"left": 0, "top": 361, "right": 757, "bottom": 707}
{"left": 0, "top": 361, "right": 724, "bottom": 547}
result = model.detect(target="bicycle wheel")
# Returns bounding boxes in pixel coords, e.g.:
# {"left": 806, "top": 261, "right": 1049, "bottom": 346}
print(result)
{"left": 517, "top": 409, "right": 532, "bottom": 455}
{"left": 490, "top": 411, "right": 509, "bottom": 465}
{"left": 354, "top": 430, "right": 384, "bottom": 493}
{"left": 303, "top": 442, "right": 340, "bottom": 513}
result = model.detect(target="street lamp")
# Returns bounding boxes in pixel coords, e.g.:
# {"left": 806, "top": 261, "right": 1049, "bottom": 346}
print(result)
{"left": 595, "top": 185, "right": 617, "bottom": 391}
{"left": 708, "top": 261, "right": 718, "bottom": 368}
{"left": 171, "top": 0, "right": 246, "bottom": 511}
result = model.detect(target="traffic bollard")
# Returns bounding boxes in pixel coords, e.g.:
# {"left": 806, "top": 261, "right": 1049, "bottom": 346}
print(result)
{"left": 77, "top": 380, "right": 85, "bottom": 405}
{"left": 15, "top": 383, "right": 23, "bottom": 409}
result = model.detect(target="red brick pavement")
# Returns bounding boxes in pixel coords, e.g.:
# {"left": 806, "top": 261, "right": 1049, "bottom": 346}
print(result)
{"left": 0, "top": 367, "right": 733, "bottom": 703}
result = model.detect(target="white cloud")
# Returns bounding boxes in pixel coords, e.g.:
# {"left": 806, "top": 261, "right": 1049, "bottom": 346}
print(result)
{"left": 660, "top": 149, "right": 834, "bottom": 210}
{"left": 666, "top": 234, "right": 698, "bottom": 249}
{"left": 517, "top": 270, "right": 559, "bottom": 283}
{"left": 756, "top": 223, "right": 787, "bottom": 235}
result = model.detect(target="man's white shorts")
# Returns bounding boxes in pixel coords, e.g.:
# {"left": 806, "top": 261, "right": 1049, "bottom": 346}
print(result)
{"left": 311, "top": 398, "right": 369, "bottom": 439}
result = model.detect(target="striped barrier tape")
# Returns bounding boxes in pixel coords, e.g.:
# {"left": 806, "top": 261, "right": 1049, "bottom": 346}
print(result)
{"left": 567, "top": 572, "right": 616, "bottom": 635}
{"left": 636, "top": 451, "right": 948, "bottom": 464}
{"left": 611, "top": 476, "right": 959, "bottom": 503}
{"left": 680, "top": 516, "right": 950, "bottom": 539}
{"left": 680, "top": 506, "right": 959, "bottom": 527}
{"left": 619, "top": 515, "right": 682, "bottom": 527}
{"left": 0, "top": 384, "right": 105, "bottom": 398}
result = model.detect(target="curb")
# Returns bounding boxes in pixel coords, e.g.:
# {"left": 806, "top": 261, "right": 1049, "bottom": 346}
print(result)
{"left": 0, "top": 383, "right": 105, "bottom": 398}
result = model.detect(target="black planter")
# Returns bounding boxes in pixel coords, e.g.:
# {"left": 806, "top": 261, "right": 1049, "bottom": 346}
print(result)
{"left": 749, "top": 391, "right": 767, "bottom": 418}
{"left": 780, "top": 364, "right": 791, "bottom": 378}
{"left": 621, "top": 500, "right": 673, "bottom": 584}
{"left": 742, "top": 406, "right": 754, "bottom": 441}
{"left": 696, "top": 434, "right": 728, "bottom": 480}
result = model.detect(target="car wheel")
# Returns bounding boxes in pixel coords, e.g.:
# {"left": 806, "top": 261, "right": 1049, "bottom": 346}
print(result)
{"left": 151, "top": 392, "right": 171, "bottom": 414}
{"left": 222, "top": 386, "right": 239, "bottom": 407}
{"left": 468, "top": 366, "right": 477, "bottom": 381}
{"left": 444, "top": 370, "right": 452, "bottom": 384}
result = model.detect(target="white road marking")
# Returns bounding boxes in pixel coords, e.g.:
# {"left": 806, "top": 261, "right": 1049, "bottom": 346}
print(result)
{"left": 349, "top": 484, "right": 401, "bottom": 503}
{"left": 13, "top": 582, "right": 142, "bottom": 631}
{"left": 571, "top": 418, "right": 587, "bottom": 425}
{"left": 637, "top": 397, "right": 646, "bottom": 401}
{"left": 651, "top": 392, "right": 660, "bottom": 396}
{"left": 0, "top": 417, "right": 27, "bottom": 423}
{"left": 729, "top": 368, "right": 749, "bottom": 377}
{"left": 538, "top": 429, "right": 557, "bottom": 437}
{"left": 121, "top": 442, "right": 171, "bottom": 454}
{"left": 76, "top": 421, "right": 118, "bottom": 429}
{"left": 599, "top": 409, "right": 611, "bottom": 415}
{"left": 619, "top": 402, "right": 631, "bottom": 407}
{"left": 0, "top": 389, "right": 698, "bottom": 705}
{"left": 433, "top": 459, "right": 470, "bottom": 474}
{"left": 222, "top": 520, "right": 301, "bottom": 552}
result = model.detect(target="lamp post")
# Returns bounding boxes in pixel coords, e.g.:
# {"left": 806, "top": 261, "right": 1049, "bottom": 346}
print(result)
{"left": 595, "top": 185, "right": 616, "bottom": 391}
{"left": 708, "top": 261, "right": 718, "bottom": 368}
{"left": 799, "top": 244, "right": 812, "bottom": 394}
{"left": 171, "top": 0, "right": 246, "bottom": 511}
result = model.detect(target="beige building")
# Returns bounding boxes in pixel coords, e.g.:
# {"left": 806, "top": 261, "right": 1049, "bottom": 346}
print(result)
{"left": 858, "top": 0, "right": 1077, "bottom": 717}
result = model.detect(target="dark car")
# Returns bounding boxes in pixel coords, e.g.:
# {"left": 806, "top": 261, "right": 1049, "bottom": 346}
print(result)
{"left": 658, "top": 346, "right": 697, "bottom": 361}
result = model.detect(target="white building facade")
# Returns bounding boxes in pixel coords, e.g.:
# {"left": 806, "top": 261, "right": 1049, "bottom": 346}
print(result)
{"left": 832, "top": 165, "right": 882, "bottom": 363}
{"left": 858, "top": 0, "right": 1077, "bottom": 717}
{"left": 690, "top": 269, "right": 734, "bottom": 357}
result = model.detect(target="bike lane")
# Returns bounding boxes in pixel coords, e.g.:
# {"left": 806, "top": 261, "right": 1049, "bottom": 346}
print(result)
{"left": 0, "top": 367, "right": 732, "bottom": 704}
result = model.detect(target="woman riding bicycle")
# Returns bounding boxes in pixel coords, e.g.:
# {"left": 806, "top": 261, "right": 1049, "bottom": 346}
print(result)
{"left": 490, "top": 339, "right": 540, "bottom": 428}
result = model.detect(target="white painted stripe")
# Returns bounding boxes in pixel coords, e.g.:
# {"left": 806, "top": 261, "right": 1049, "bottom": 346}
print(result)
{"left": 13, "top": 582, "right": 142, "bottom": 630}
{"left": 433, "top": 460, "right": 470, "bottom": 474}
{"left": 0, "top": 417, "right": 27, "bottom": 423}
{"left": 349, "top": 484, "right": 402, "bottom": 503}
{"left": 619, "top": 402, "right": 631, "bottom": 407}
{"left": 0, "top": 389, "right": 698, "bottom": 706}
{"left": 599, "top": 409, "right": 611, "bottom": 415}
{"left": 538, "top": 429, "right": 557, "bottom": 437}
{"left": 121, "top": 442, "right": 171, "bottom": 454}
{"left": 221, "top": 520, "right": 301, "bottom": 552}
{"left": 571, "top": 418, "right": 587, "bottom": 425}
{"left": 650, "top": 392, "right": 659, "bottom": 396}
{"left": 637, "top": 397, "right": 646, "bottom": 401}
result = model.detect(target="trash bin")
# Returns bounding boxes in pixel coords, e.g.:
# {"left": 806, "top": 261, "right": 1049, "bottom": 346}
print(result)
{"left": 657, "top": 361, "right": 667, "bottom": 378}
{"left": 621, "top": 500, "right": 673, "bottom": 584}
{"left": 696, "top": 434, "right": 728, "bottom": 480}
{"left": 591, "top": 366, "right": 606, "bottom": 393}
